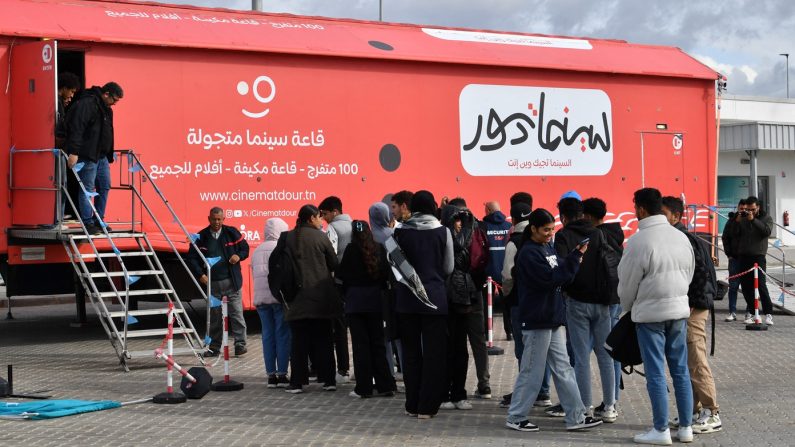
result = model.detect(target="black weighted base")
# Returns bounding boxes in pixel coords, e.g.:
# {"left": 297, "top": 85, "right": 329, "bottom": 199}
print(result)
{"left": 182, "top": 367, "right": 212, "bottom": 399}
{"left": 745, "top": 322, "right": 769, "bottom": 331}
{"left": 211, "top": 379, "right": 244, "bottom": 391}
{"left": 153, "top": 391, "right": 187, "bottom": 404}
{"left": 487, "top": 346, "right": 504, "bottom": 356}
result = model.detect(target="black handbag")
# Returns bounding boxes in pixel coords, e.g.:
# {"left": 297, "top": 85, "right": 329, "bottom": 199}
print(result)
{"left": 604, "top": 312, "right": 643, "bottom": 376}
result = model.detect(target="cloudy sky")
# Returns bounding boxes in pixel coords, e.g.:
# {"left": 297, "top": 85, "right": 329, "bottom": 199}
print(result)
{"left": 163, "top": 0, "right": 793, "bottom": 97}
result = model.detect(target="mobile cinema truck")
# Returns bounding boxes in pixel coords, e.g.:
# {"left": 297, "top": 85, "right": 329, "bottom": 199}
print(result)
{"left": 0, "top": 0, "right": 720, "bottom": 364}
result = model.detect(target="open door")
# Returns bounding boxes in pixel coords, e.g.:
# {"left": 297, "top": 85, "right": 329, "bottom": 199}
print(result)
{"left": 641, "top": 131, "right": 686, "bottom": 198}
{"left": 9, "top": 40, "right": 59, "bottom": 226}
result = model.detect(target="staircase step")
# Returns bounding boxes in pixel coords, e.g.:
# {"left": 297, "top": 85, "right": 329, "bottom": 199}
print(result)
{"left": 79, "top": 251, "right": 154, "bottom": 259}
{"left": 70, "top": 232, "right": 146, "bottom": 240}
{"left": 86, "top": 269, "right": 163, "bottom": 278}
{"left": 108, "top": 308, "right": 185, "bottom": 318}
{"left": 115, "top": 327, "right": 191, "bottom": 338}
{"left": 126, "top": 347, "right": 199, "bottom": 359}
{"left": 95, "top": 288, "right": 173, "bottom": 299}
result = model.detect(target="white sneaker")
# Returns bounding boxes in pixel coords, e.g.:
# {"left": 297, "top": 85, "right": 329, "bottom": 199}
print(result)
{"left": 336, "top": 372, "right": 351, "bottom": 384}
{"left": 634, "top": 427, "right": 672, "bottom": 445}
{"left": 677, "top": 426, "right": 693, "bottom": 443}
{"left": 440, "top": 401, "right": 455, "bottom": 410}
{"left": 724, "top": 313, "right": 736, "bottom": 322}
{"left": 743, "top": 315, "right": 755, "bottom": 324}
{"left": 453, "top": 400, "right": 473, "bottom": 410}
{"left": 692, "top": 409, "right": 722, "bottom": 434}
{"left": 595, "top": 404, "right": 618, "bottom": 423}
{"left": 765, "top": 314, "right": 774, "bottom": 325}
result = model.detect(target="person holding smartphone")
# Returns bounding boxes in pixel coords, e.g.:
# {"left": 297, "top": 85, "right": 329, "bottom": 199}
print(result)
{"left": 505, "top": 208, "right": 602, "bottom": 433}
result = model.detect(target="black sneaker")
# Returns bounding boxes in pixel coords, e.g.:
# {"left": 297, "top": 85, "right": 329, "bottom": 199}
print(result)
{"left": 566, "top": 416, "right": 603, "bottom": 431}
{"left": 376, "top": 390, "right": 395, "bottom": 397}
{"left": 267, "top": 375, "right": 278, "bottom": 388}
{"left": 285, "top": 385, "right": 303, "bottom": 394}
{"left": 474, "top": 386, "right": 492, "bottom": 399}
{"left": 545, "top": 404, "right": 565, "bottom": 417}
{"left": 203, "top": 348, "right": 220, "bottom": 358}
{"left": 499, "top": 393, "right": 512, "bottom": 408}
{"left": 322, "top": 383, "right": 337, "bottom": 391}
{"left": 506, "top": 333, "right": 513, "bottom": 341}
{"left": 85, "top": 224, "right": 102, "bottom": 235}
{"left": 235, "top": 346, "right": 248, "bottom": 357}
{"left": 276, "top": 375, "right": 289, "bottom": 388}
{"left": 533, "top": 393, "right": 553, "bottom": 407}
{"left": 506, "top": 419, "right": 539, "bottom": 432}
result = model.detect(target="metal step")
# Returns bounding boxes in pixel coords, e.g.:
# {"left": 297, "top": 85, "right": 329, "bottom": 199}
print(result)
{"left": 95, "top": 288, "right": 173, "bottom": 299}
{"left": 70, "top": 232, "right": 146, "bottom": 240}
{"left": 107, "top": 308, "right": 185, "bottom": 318}
{"left": 78, "top": 251, "right": 154, "bottom": 259}
{"left": 86, "top": 269, "right": 163, "bottom": 278}
{"left": 114, "top": 327, "right": 191, "bottom": 338}
{"left": 126, "top": 347, "right": 199, "bottom": 359}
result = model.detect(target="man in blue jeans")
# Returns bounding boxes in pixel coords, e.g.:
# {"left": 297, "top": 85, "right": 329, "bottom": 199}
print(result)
{"left": 721, "top": 200, "right": 747, "bottom": 322}
{"left": 65, "top": 82, "right": 123, "bottom": 234}
{"left": 618, "top": 188, "right": 695, "bottom": 445}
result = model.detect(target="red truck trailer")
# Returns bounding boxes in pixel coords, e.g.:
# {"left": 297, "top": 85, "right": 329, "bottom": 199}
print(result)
{"left": 0, "top": 0, "right": 719, "bottom": 314}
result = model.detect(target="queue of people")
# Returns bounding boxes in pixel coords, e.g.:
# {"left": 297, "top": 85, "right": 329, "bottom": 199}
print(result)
{"left": 186, "top": 185, "right": 736, "bottom": 444}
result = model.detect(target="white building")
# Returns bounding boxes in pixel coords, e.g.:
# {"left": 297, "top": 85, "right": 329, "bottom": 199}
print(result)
{"left": 718, "top": 95, "right": 795, "bottom": 245}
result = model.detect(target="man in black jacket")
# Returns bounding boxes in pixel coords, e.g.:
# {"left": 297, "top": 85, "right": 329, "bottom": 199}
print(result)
{"left": 723, "top": 196, "right": 775, "bottom": 325}
{"left": 188, "top": 207, "right": 250, "bottom": 356}
{"left": 662, "top": 197, "right": 722, "bottom": 434}
{"left": 554, "top": 197, "right": 618, "bottom": 423}
{"left": 64, "top": 82, "right": 123, "bottom": 234}
{"left": 721, "top": 199, "right": 747, "bottom": 321}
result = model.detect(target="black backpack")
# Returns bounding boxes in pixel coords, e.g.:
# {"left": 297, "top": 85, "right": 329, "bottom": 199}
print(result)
{"left": 604, "top": 312, "right": 643, "bottom": 378}
{"left": 595, "top": 229, "right": 621, "bottom": 304}
{"left": 268, "top": 232, "right": 302, "bottom": 306}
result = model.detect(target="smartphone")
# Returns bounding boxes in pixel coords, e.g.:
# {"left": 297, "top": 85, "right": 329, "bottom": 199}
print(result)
{"left": 578, "top": 237, "right": 590, "bottom": 246}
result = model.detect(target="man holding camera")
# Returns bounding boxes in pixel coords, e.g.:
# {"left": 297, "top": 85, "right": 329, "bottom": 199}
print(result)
{"left": 724, "top": 196, "right": 775, "bottom": 325}
{"left": 721, "top": 199, "right": 747, "bottom": 322}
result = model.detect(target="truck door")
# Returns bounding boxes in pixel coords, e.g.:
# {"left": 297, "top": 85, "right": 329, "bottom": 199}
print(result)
{"left": 9, "top": 40, "right": 59, "bottom": 226}
{"left": 641, "top": 131, "right": 686, "bottom": 198}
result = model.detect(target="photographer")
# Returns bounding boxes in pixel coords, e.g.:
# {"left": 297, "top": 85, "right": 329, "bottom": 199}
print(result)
{"left": 724, "top": 196, "right": 775, "bottom": 325}
{"left": 721, "top": 199, "right": 746, "bottom": 322}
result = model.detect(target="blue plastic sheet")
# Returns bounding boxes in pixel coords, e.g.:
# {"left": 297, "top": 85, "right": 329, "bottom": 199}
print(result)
{"left": 0, "top": 400, "right": 121, "bottom": 420}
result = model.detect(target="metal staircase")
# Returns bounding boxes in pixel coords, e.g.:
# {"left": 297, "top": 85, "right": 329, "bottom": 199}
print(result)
{"left": 10, "top": 148, "right": 212, "bottom": 371}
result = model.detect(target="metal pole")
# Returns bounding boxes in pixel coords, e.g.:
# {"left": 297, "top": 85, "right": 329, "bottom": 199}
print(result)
{"left": 781, "top": 53, "right": 790, "bottom": 98}
{"left": 749, "top": 150, "right": 759, "bottom": 197}
{"left": 379, "top": 0, "right": 383, "bottom": 21}
{"left": 252, "top": 0, "right": 262, "bottom": 12}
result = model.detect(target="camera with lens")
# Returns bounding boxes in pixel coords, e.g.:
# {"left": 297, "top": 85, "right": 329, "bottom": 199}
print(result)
{"left": 738, "top": 210, "right": 750, "bottom": 217}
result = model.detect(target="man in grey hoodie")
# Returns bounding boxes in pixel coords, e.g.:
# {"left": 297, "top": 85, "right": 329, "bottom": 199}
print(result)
{"left": 319, "top": 196, "right": 353, "bottom": 381}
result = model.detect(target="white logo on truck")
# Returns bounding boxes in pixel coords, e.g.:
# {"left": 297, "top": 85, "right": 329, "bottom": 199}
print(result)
{"left": 459, "top": 84, "right": 613, "bottom": 176}
{"left": 237, "top": 75, "right": 276, "bottom": 119}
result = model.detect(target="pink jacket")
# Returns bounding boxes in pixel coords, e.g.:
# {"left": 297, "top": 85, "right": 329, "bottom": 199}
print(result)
{"left": 251, "top": 218, "right": 289, "bottom": 306}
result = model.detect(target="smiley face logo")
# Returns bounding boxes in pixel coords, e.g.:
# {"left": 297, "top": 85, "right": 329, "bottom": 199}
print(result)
{"left": 237, "top": 75, "right": 276, "bottom": 119}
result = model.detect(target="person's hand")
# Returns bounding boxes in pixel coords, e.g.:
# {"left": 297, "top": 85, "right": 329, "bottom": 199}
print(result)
{"left": 67, "top": 154, "right": 78, "bottom": 168}
{"left": 745, "top": 211, "right": 755, "bottom": 221}
{"left": 199, "top": 274, "right": 209, "bottom": 285}
{"left": 440, "top": 196, "right": 450, "bottom": 207}
{"left": 229, "top": 254, "right": 240, "bottom": 265}
{"left": 577, "top": 241, "right": 589, "bottom": 255}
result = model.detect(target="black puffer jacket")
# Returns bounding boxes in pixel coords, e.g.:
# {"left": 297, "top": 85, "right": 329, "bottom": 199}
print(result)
{"left": 675, "top": 222, "right": 716, "bottom": 310}
{"left": 441, "top": 205, "right": 480, "bottom": 311}
{"left": 64, "top": 87, "right": 115, "bottom": 163}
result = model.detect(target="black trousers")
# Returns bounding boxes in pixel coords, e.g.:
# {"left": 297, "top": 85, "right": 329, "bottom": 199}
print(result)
{"left": 332, "top": 316, "right": 350, "bottom": 374}
{"left": 739, "top": 255, "right": 774, "bottom": 315}
{"left": 348, "top": 312, "right": 396, "bottom": 396}
{"left": 398, "top": 313, "right": 447, "bottom": 415}
{"left": 289, "top": 318, "right": 336, "bottom": 387}
{"left": 446, "top": 312, "right": 469, "bottom": 403}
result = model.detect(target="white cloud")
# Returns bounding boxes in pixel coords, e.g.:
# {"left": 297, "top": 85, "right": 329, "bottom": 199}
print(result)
{"left": 739, "top": 65, "right": 759, "bottom": 84}
{"left": 693, "top": 54, "right": 735, "bottom": 77}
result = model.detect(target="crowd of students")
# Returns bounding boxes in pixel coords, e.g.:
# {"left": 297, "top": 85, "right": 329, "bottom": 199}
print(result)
{"left": 241, "top": 187, "right": 725, "bottom": 444}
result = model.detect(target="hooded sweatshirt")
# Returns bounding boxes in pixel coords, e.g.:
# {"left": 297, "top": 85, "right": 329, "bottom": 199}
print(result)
{"left": 369, "top": 202, "right": 393, "bottom": 245}
{"left": 328, "top": 213, "right": 353, "bottom": 262}
{"left": 251, "top": 218, "right": 289, "bottom": 306}
{"left": 481, "top": 211, "right": 511, "bottom": 282}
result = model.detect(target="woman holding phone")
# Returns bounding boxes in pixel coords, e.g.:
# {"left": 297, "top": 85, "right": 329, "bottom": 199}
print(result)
{"left": 505, "top": 208, "right": 603, "bottom": 433}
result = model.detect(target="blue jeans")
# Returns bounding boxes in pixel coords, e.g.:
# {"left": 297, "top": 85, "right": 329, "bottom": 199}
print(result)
{"left": 636, "top": 319, "right": 693, "bottom": 431}
{"left": 609, "top": 304, "right": 622, "bottom": 402}
{"left": 510, "top": 305, "right": 550, "bottom": 395}
{"left": 75, "top": 157, "right": 110, "bottom": 226}
{"left": 256, "top": 303, "right": 291, "bottom": 375}
{"left": 728, "top": 258, "right": 741, "bottom": 314}
{"left": 507, "top": 327, "right": 587, "bottom": 427}
{"left": 566, "top": 299, "right": 616, "bottom": 409}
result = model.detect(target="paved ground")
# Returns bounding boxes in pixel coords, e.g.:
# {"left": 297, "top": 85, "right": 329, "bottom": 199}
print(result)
{"left": 1, "top": 286, "right": 794, "bottom": 446}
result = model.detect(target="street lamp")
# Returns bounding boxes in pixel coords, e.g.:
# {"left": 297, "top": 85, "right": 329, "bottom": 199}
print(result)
{"left": 781, "top": 53, "right": 790, "bottom": 98}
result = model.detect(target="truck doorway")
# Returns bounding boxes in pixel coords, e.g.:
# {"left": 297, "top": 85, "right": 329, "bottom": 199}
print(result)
{"left": 57, "top": 49, "right": 85, "bottom": 90}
